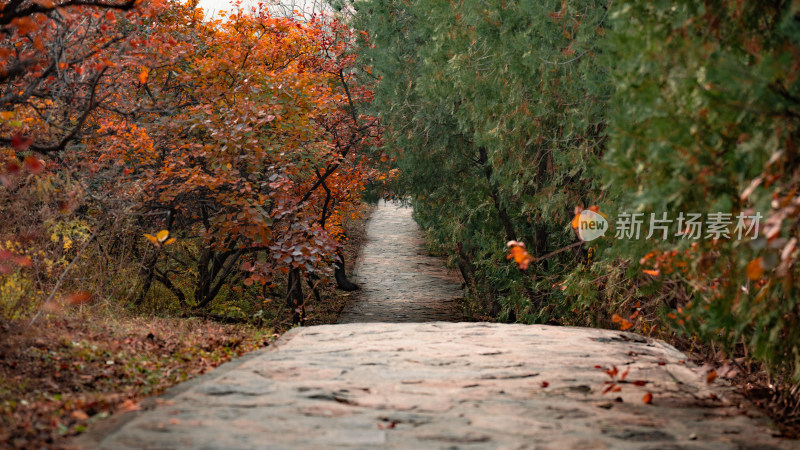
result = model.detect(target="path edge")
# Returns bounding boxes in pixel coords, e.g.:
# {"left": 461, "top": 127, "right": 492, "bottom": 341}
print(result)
{"left": 67, "top": 327, "right": 306, "bottom": 449}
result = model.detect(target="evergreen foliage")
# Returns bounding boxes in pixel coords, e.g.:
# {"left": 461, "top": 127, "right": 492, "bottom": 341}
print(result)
{"left": 354, "top": 0, "right": 800, "bottom": 379}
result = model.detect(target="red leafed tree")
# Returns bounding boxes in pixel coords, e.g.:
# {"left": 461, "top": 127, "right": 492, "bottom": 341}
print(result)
{"left": 0, "top": 0, "right": 384, "bottom": 322}
{"left": 0, "top": 0, "right": 165, "bottom": 154}
{"left": 85, "top": 5, "right": 383, "bottom": 322}
{"left": 0, "top": 0, "right": 169, "bottom": 306}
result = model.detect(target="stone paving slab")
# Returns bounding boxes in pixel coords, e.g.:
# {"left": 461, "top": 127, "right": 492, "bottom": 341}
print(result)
{"left": 338, "top": 201, "right": 464, "bottom": 323}
{"left": 86, "top": 322, "right": 792, "bottom": 449}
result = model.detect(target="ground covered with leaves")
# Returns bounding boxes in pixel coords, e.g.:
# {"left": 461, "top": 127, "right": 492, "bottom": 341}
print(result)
{"left": 0, "top": 204, "right": 374, "bottom": 449}
{"left": 0, "top": 314, "right": 273, "bottom": 449}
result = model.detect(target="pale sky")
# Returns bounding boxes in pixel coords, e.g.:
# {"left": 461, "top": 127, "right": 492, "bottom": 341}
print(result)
{"left": 195, "top": 0, "right": 256, "bottom": 19}
{"left": 194, "top": 0, "right": 331, "bottom": 20}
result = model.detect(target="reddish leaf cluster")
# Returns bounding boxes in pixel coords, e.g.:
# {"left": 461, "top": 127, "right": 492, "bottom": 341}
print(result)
{"left": 596, "top": 364, "right": 652, "bottom": 404}
{"left": 1, "top": 0, "right": 387, "bottom": 318}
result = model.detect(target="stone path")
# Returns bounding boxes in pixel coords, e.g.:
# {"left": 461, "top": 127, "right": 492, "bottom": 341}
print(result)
{"left": 338, "top": 201, "right": 463, "bottom": 323}
{"left": 77, "top": 203, "right": 794, "bottom": 449}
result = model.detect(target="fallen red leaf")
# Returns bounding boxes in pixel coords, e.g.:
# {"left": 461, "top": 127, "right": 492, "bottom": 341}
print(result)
{"left": 377, "top": 421, "right": 396, "bottom": 429}
{"left": 6, "top": 160, "right": 21, "bottom": 174}
{"left": 65, "top": 292, "right": 92, "bottom": 305}
{"left": 642, "top": 392, "right": 653, "bottom": 404}
{"left": 11, "top": 134, "right": 33, "bottom": 151}
{"left": 23, "top": 156, "right": 43, "bottom": 174}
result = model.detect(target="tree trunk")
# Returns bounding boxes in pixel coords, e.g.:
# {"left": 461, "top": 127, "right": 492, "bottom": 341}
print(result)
{"left": 334, "top": 247, "right": 359, "bottom": 291}
{"left": 455, "top": 242, "right": 474, "bottom": 288}
{"left": 286, "top": 267, "right": 305, "bottom": 325}
{"left": 135, "top": 249, "right": 160, "bottom": 305}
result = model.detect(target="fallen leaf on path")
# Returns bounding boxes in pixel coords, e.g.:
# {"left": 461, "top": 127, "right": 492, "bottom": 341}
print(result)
{"left": 119, "top": 399, "right": 141, "bottom": 412}
{"left": 70, "top": 410, "right": 89, "bottom": 420}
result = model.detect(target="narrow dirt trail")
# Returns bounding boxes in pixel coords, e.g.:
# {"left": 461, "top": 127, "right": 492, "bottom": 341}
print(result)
{"left": 338, "top": 201, "right": 464, "bottom": 323}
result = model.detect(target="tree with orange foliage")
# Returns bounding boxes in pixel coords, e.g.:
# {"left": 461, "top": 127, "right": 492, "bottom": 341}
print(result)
{"left": 1, "top": 0, "right": 384, "bottom": 324}
{"left": 83, "top": 4, "right": 383, "bottom": 322}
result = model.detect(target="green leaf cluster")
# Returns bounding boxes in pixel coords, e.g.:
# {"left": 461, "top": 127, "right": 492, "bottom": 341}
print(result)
{"left": 355, "top": 0, "right": 800, "bottom": 379}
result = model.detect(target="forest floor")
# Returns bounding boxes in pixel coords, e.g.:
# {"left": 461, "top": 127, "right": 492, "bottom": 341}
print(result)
{"left": 0, "top": 205, "right": 376, "bottom": 449}
{"left": 0, "top": 315, "right": 272, "bottom": 448}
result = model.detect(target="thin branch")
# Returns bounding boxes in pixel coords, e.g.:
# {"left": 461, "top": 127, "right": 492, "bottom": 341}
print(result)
{"left": 534, "top": 241, "right": 584, "bottom": 262}
{"left": 28, "top": 232, "right": 96, "bottom": 327}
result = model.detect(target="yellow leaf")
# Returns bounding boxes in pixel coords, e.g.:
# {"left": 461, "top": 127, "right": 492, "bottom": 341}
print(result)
{"left": 163, "top": 237, "right": 176, "bottom": 246}
{"left": 144, "top": 234, "right": 159, "bottom": 246}
{"left": 156, "top": 230, "right": 169, "bottom": 243}
{"left": 746, "top": 257, "right": 764, "bottom": 280}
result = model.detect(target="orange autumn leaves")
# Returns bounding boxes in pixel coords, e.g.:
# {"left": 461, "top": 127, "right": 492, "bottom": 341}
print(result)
{"left": 506, "top": 240, "right": 533, "bottom": 270}
{"left": 611, "top": 301, "right": 642, "bottom": 331}
{"left": 746, "top": 257, "right": 765, "bottom": 280}
{"left": 1, "top": 0, "right": 384, "bottom": 308}
{"left": 92, "top": 6, "right": 385, "bottom": 296}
